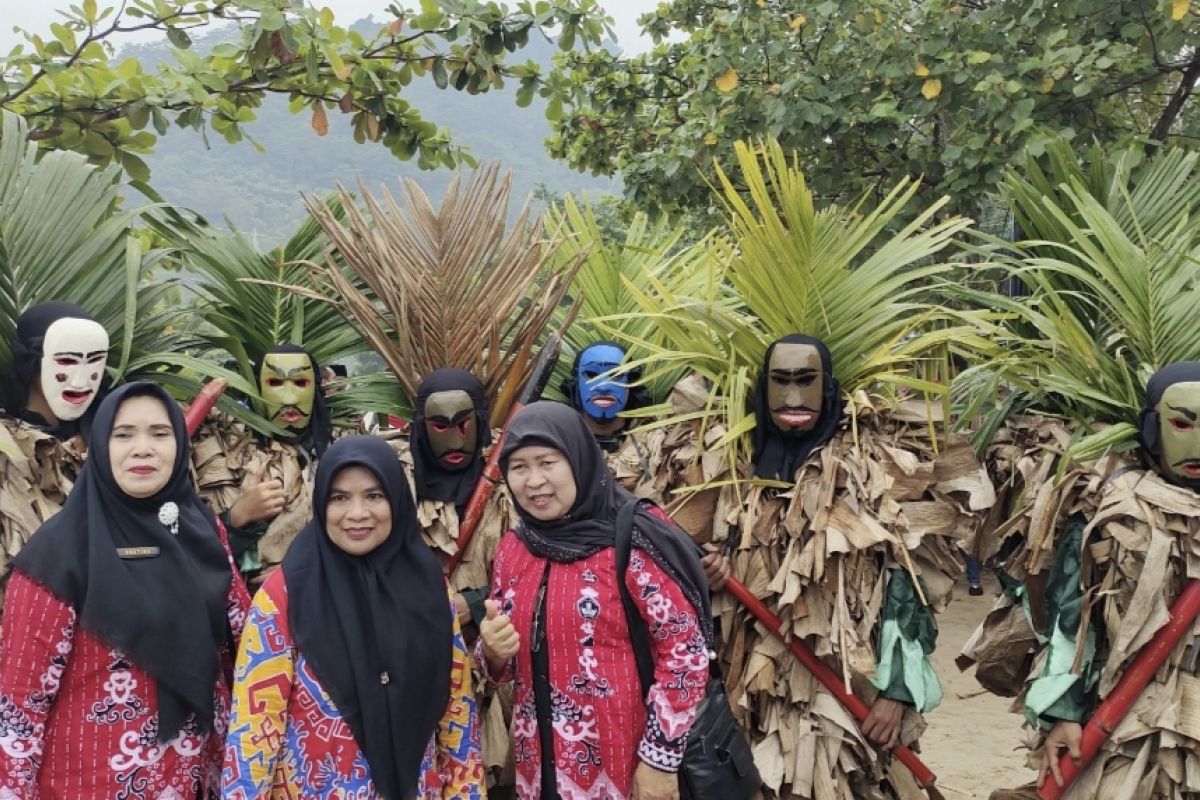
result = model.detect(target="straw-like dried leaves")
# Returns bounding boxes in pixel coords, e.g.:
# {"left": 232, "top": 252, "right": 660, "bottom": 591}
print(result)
{"left": 303, "top": 164, "right": 581, "bottom": 425}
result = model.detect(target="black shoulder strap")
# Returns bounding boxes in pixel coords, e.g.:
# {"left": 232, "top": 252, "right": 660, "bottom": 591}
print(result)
{"left": 615, "top": 498, "right": 656, "bottom": 700}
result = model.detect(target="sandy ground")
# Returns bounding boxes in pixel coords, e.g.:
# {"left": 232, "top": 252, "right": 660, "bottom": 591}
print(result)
{"left": 920, "top": 573, "right": 1033, "bottom": 799}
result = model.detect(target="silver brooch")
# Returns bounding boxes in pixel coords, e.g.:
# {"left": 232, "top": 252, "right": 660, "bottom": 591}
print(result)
{"left": 158, "top": 501, "right": 180, "bottom": 535}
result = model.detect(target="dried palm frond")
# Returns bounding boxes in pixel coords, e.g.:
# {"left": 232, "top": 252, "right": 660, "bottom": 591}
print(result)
{"left": 303, "top": 163, "right": 581, "bottom": 426}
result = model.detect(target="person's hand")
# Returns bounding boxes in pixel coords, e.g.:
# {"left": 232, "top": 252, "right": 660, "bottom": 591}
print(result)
{"left": 480, "top": 599, "right": 519, "bottom": 672}
{"left": 631, "top": 761, "right": 678, "bottom": 800}
{"left": 1037, "top": 721, "right": 1083, "bottom": 789}
{"left": 700, "top": 543, "right": 731, "bottom": 592}
{"left": 453, "top": 593, "right": 473, "bottom": 627}
{"left": 229, "top": 464, "right": 285, "bottom": 528}
{"left": 861, "top": 696, "right": 905, "bottom": 750}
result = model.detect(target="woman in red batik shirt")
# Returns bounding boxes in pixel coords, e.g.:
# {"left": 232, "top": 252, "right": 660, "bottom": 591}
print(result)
{"left": 0, "top": 382, "right": 250, "bottom": 799}
{"left": 479, "top": 401, "right": 712, "bottom": 800}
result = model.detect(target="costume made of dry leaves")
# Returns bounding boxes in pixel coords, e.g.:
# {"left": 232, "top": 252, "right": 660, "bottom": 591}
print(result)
{"left": 0, "top": 416, "right": 87, "bottom": 617}
{"left": 964, "top": 416, "right": 1200, "bottom": 799}
{"left": 191, "top": 414, "right": 315, "bottom": 570}
{"left": 612, "top": 376, "right": 994, "bottom": 799}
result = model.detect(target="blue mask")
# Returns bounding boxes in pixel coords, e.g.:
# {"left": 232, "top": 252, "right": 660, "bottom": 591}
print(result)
{"left": 575, "top": 344, "right": 629, "bottom": 422}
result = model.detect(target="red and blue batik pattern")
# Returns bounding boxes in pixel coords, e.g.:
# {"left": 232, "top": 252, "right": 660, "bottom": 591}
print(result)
{"left": 221, "top": 570, "right": 484, "bottom": 800}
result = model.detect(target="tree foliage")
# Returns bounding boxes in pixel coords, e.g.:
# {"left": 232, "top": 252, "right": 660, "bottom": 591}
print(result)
{"left": 547, "top": 0, "right": 1200, "bottom": 217}
{"left": 0, "top": 0, "right": 610, "bottom": 180}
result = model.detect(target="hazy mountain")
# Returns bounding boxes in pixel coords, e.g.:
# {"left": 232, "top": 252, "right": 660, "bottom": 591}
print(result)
{"left": 131, "top": 23, "right": 618, "bottom": 242}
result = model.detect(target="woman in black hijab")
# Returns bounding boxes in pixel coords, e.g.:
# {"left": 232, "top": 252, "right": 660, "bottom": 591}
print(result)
{"left": 222, "top": 435, "right": 484, "bottom": 800}
{"left": 0, "top": 382, "right": 250, "bottom": 799}
{"left": 478, "top": 401, "right": 712, "bottom": 800}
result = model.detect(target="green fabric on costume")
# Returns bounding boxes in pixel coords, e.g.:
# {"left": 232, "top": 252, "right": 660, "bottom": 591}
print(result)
{"left": 1024, "top": 514, "right": 1097, "bottom": 728}
{"left": 460, "top": 586, "right": 490, "bottom": 626}
{"left": 220, "top": 509, "right": 268, "bottom": 576}
{"left": 870, "top": 568, "right": 943, "bottom": 713}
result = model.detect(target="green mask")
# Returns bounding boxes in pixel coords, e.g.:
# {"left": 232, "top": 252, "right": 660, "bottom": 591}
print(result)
{"left": 1156, "top": 381, "right": 1200, "bottom": 486}
{"left": 260, "top": 352, "right": 317, "bottom": 433}
{"left": 424, "top": 389, "right": 478, "bottom": 471}
{"left": 766, "top": 342, "right": 823, "bottom": 433}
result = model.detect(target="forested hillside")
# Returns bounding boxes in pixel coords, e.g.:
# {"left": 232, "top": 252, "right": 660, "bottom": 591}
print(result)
{"left": 134, "top": 21, "right": 617, "bottom": 240}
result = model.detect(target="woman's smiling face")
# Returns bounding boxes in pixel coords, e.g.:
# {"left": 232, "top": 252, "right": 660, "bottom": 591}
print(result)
{"left": 505, "top": 444, "right": 577, "bottom": 522}
{"left": 108, "top": 394, "right": 177, "bottom": 498}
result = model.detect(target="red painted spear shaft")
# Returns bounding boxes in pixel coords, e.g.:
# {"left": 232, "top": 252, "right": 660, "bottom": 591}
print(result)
{"left": 184, "top": 378, "right": 229, "bottom": 437}
{"left": 447, "top": 335, "right": 561, "bottom": 576}
{"left": 724, "top": 577, "right": 939, "bottom": 789}
{"left": 1039, "top": 579, "right": 1200, "bottom": 799}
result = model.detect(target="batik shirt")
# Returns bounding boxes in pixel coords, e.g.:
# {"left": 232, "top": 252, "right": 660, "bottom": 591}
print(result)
{"left": 0, "top": 546, "right": 250, "bottom": 799}
{"left": 221, "top": 569, "right": 484, "bottom": 799}
{"left": 480, "top": 521, "right": 709, "bottom": 800}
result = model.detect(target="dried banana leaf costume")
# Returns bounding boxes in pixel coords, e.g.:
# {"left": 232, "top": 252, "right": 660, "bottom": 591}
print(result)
{"left": 715, "top": 334, "right": 986, "bottom": 800}
{"left": 972, "top": 363, "right": 1200, "bottom": 799}
{"left": 1, "top": 303, "right": 107, "bottom": 605}
{"left": 193, "top": 344, "right": 333, "bottom": 581}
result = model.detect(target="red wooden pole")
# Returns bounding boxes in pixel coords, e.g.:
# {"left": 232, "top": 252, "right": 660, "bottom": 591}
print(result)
{"left": 184, "top": 378, "right": 228, "bottom": 437}
{"left": 724, "top": 577, "right": 939, "bottom": 789}
{"left": 1038, "top": 579, "right": 1200, "bottom": 799}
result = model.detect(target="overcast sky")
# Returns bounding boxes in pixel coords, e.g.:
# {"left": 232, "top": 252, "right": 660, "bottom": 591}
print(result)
{"left": 0, "top": 0, "right": 660, "bottom": 53}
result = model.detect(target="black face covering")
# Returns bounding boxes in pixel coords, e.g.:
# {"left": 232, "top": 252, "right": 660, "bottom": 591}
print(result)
{"left": 752, "top": 333, "right": 844, "bottom": 481}
{"left": 283, "top": 436, "right": 452, "bottom": 800}
{"left": 9, "top": 300, "right": 107, "bottom": 440}
{"left": 411, "top": 368, "right": 491, "bottom": 509}
{"left": 255, "top": 342, "right": 332, "bottom": 458}
{"left": 1137, "top": 361, "right": 1200, "bottom": 488}
{"left": 11, "top": 382, "right": 232, "bottom": 742}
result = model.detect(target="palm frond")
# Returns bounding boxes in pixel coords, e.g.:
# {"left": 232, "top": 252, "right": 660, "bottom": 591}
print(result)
{"left": 609, "top": 138, "right": 978, "bottom": 467}
{"left": 959, "top": 148, "right": 1200, "bottom": 459}
{"left": 544, "top": 194, "right": 718, "bottom": 402}
{"left": 0, "top": 110, "right": 199, "bottom": 410}
{"left": 303, "top": 164, "right": 582, "bottom": 426}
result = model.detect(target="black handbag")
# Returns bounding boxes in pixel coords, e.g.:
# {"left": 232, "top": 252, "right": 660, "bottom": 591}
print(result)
{"left": 615, "top": 500, "right": 761, "bottom": 800}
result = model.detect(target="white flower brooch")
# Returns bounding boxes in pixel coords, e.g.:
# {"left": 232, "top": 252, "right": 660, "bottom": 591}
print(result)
{"left": 158, "top": 501, "right": 180, "bottom": 536}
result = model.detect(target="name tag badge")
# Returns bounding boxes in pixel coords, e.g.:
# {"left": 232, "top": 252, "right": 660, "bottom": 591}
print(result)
{"left": 116, "top": 546, "right": 161, "bottom": 559}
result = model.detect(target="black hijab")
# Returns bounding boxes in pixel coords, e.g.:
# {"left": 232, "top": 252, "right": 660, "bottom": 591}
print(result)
{"left": 752, "top": 333, "right": 844, "bottom": 481}
{"left": 256, "top": 342, "right": 332, "bottom": 458}
{"left": 9, "top": 300, "right": 107, "bottom": 440}
{"left": 10, "top": 382, "right": 232, "bottom": 741}
{"left": 283, "top": 436, "right": 452, "bottom": 800}
{"left": 500, "top": 401, "right": 712, "bottom": 635}
{"left": 1137, "top": 361, "right": 1200, "bottom": 468}
{"left": 411, "top": 368, "right": 491, "bottom": 508}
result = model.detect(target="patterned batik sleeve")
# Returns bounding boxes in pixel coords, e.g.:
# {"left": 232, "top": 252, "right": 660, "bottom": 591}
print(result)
{"left": 221, "top": 585, "right": 295, "bottom": 800}
{"left": 215, "top": 517, "right": 252, "bottom": 651}
{"left": 625, "top": 551, "right": 710, "bottom": 773}
{"left": 0, "top": 571, "right": 77, "bottom": 799}
{"left": 436, "top": 595, "right": 485, "bottom": 800}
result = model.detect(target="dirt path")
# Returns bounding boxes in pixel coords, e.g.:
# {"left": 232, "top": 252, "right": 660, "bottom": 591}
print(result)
{"left": 920, "top": 574, "right": 1032, "bottom": 799}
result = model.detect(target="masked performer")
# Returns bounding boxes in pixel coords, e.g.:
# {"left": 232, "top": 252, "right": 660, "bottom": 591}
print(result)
{"left": 193, "top": 343, "right": 333, "bottom": 586}
{"left": 975, "top": 363, "right": 1200, "bottom": 799}
{"left": 0, "top": 302, "right": 109, "bottom": 590}
{"left": 701, "top": 333, "right": 993, "bottom": 799}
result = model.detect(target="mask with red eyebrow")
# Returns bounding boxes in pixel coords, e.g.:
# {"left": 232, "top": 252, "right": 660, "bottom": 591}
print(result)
{"left": 38, "top": 316, "right": 110, "bottom": 422}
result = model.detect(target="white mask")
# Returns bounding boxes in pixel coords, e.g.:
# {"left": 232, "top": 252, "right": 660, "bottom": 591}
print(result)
{"left": 39, "top": 317, "right": 109, "bottom": 421}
